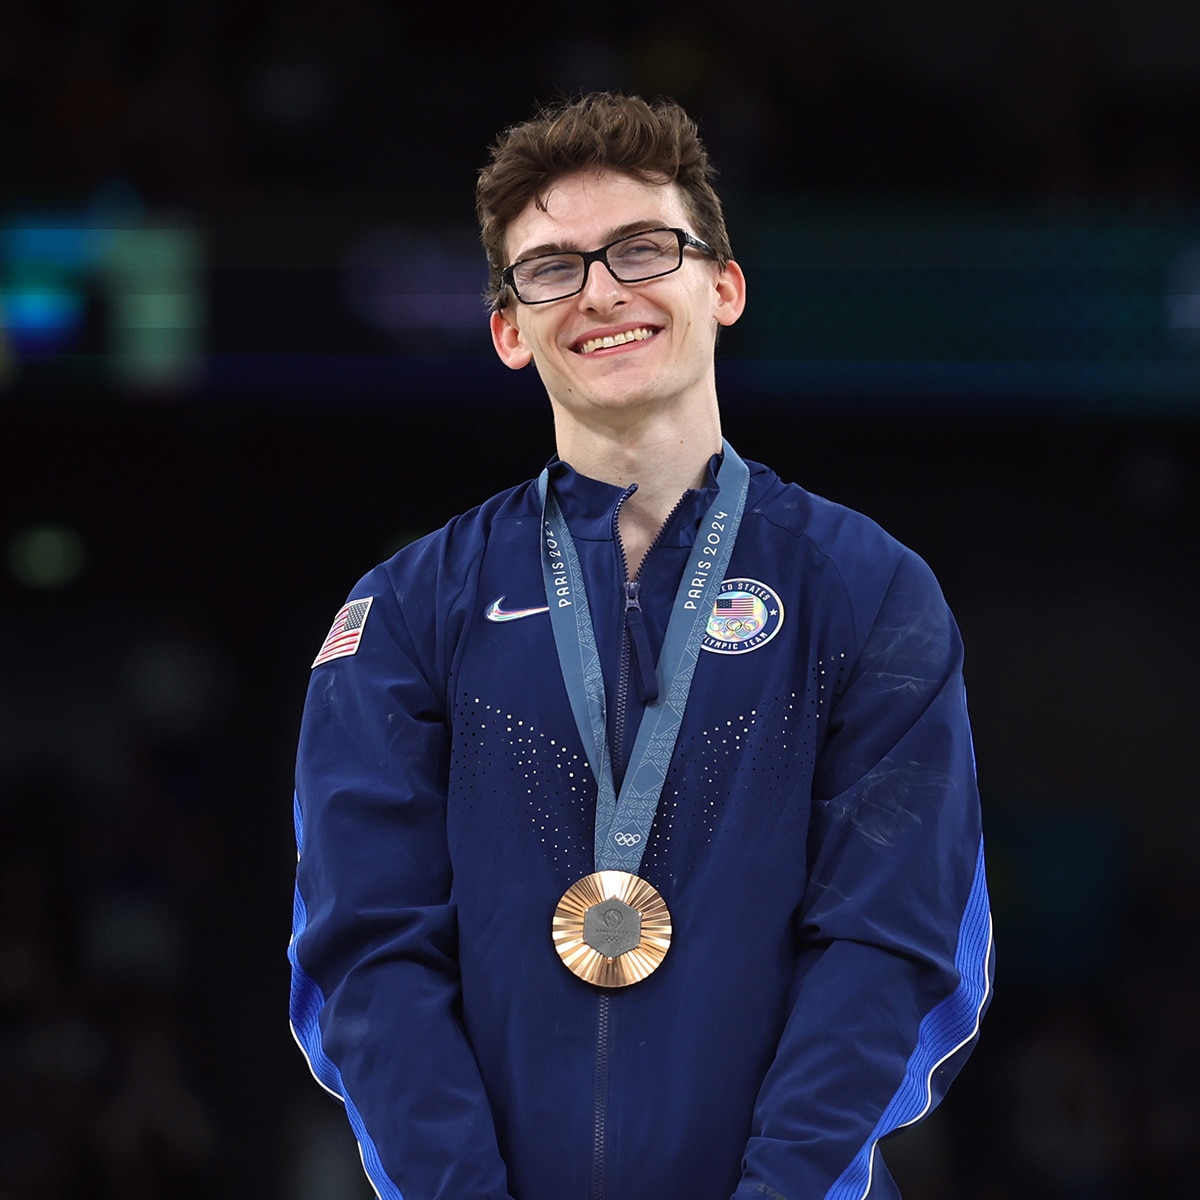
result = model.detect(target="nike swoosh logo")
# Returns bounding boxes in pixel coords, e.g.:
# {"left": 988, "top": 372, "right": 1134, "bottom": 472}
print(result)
{"left": 485, "top": 596, "right": 550, "bottom": 623}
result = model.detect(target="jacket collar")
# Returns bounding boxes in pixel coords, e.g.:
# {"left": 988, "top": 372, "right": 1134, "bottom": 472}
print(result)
{"left": 545, "top": 453, "right": 723, "bottom": 545}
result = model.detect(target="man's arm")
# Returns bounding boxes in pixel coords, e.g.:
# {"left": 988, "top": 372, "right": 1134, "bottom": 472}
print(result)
{"left": 288, "top": 560, "right": 513, "bottom": 1200}
{"left": 736, "top": 549, "right": 994, "bottom": 1200}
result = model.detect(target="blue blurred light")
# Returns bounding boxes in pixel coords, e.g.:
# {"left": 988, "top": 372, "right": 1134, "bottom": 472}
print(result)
{"left": 0, "top": 288, "right": 86, "bottom": 353}
{"left": 1, "top": 223, "right": 110, "bottom": 269}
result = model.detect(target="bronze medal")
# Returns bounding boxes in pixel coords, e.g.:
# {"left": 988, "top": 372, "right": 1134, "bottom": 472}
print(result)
{"left": 552, "top": 870, "right": 672, "bottom": 988}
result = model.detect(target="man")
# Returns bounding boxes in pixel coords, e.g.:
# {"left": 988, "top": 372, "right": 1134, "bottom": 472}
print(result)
{"left": 289, "top": 93, "right": 993, "bottom": 1200}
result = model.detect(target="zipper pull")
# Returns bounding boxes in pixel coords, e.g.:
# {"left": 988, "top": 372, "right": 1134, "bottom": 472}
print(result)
{"left": 624, "top": 581, "right": 659, "bottom": 704}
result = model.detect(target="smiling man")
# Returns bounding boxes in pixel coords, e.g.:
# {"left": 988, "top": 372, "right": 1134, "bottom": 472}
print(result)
{"left": 289, "top": 93, "right": 994, "bottom": 1200}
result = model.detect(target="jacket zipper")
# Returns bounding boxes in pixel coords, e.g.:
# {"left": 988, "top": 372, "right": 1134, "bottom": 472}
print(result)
{"left": 610, "top": 487, "right": 636, "bottom": 788}
{"left": 610, "top": 487, "right": 688, "bottom": 783}
{"left": 591, "top": 992, "right": 612, "bottom": 1200}
{"left": 594, "top": 487, "right": 692, "bottom": 1200}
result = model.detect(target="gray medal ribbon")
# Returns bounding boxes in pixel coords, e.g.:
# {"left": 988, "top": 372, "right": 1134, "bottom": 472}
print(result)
{"left": 537, "top": 441, "right": 750, "bottom": 874}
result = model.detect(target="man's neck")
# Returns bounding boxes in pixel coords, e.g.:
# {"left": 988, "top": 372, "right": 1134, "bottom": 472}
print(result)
{"left": 553, "top": 408, "right": 722, "bottom": 577}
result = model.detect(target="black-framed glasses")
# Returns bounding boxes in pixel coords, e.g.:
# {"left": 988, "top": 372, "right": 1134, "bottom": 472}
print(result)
{"left": 500, "top": 227, "right": 715, "bottom": 305}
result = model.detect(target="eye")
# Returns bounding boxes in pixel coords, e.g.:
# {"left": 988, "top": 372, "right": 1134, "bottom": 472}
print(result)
{"left": 517, "top": 255, "right": 582, "bottom": 284}
{"left": 610, "top": 232, "right": 675, "bottom": 268}
{"left": 612, "top": 238, "right": 666, "bottom": 264}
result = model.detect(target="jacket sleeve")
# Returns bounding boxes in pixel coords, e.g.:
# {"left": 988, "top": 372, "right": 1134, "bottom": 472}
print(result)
{"left": 735, "top": 548, "right": 994, "bottom": 1200}
{"left": 288, "top": 558, "right": 514, "bottom": 1200}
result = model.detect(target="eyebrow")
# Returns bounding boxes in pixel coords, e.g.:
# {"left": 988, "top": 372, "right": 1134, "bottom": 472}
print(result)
{"left": 512, "top": 221, "right": 669, "bottom": 263}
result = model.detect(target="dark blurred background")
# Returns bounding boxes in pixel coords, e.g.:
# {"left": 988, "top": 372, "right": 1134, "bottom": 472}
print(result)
{"left": 2, "top": 3, "right": 1198, "bottom": 1197}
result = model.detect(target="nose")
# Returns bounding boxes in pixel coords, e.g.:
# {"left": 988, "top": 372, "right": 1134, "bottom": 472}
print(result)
{"left": 576, "top": 256, "right": 628, "bottom": 310}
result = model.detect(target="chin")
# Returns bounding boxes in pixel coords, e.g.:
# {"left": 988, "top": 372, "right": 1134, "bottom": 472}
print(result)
{"left": 579, "top": 388, "right": 664, "bottom": 415}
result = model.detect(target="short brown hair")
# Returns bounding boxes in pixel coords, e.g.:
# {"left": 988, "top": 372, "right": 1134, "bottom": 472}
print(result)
{"left": 476, "top": 92, "right": 732, "bottom": 310}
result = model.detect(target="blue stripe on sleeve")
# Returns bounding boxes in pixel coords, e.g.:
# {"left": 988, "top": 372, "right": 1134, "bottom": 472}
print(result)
{"left": 825, "top": 838, "right": 995, "bottom": 1200}
{"left": 289, "top": 793, "right": 407, "bottom": 1200}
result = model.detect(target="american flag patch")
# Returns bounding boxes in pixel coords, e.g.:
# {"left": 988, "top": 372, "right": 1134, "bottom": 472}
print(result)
{"left": 716, "top": 596, "right": 756, "bottom": 614}
{"left": 312, "top": 597, "right": 374, "bottom": 668}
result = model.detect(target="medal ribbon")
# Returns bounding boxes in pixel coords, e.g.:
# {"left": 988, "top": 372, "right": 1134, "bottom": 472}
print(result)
{"left": 537, "top": 441, "right": 750, "bottom": 874}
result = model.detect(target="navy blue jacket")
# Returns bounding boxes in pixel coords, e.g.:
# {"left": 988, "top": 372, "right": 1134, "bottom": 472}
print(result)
{"left": 289, "top": 455, "right": 993, "bottom": 1200}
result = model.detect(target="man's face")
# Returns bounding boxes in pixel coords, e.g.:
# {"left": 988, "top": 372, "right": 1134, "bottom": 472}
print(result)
{"left": 489, "top": 170, "right": 745, "bottom": 425}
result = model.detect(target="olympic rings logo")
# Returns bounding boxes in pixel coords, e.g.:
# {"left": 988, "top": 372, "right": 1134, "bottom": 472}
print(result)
{"left": 612, "top": 831, "right": 643, "bottom": 847}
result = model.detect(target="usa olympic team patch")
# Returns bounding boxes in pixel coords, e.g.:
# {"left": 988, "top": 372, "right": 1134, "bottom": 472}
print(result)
{"left": 701, "top": 579, "right": 784, "bottom": 655}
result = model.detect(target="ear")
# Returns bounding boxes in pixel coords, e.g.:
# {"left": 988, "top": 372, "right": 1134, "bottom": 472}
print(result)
{"left": 713, "top": 259, "right": 747, "bottom": 328}
{"left": 490, "top": 309, "right": 533, "bottom": 370}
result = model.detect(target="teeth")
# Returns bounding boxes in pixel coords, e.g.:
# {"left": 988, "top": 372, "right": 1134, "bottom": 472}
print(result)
{"left": 579, "top": 327, "right": 654, "bottom": 354}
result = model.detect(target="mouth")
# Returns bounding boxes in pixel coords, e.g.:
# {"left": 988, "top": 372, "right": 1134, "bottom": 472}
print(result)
{"left": 574, "top": 326, "right": 658, "bottom": 355}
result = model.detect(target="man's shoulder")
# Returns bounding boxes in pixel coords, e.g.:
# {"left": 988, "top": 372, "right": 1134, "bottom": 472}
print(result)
{"left": 746, "top": 460, "right": 951, "bottom": 642}
{"left": 746, "top": 460, "right": 908, "bottom": 568}
{"left": 378, "top": 476, "right": 541, "bottom": 575}
{"left": 321, "top": 476, "right": 542, "bottom": 664}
